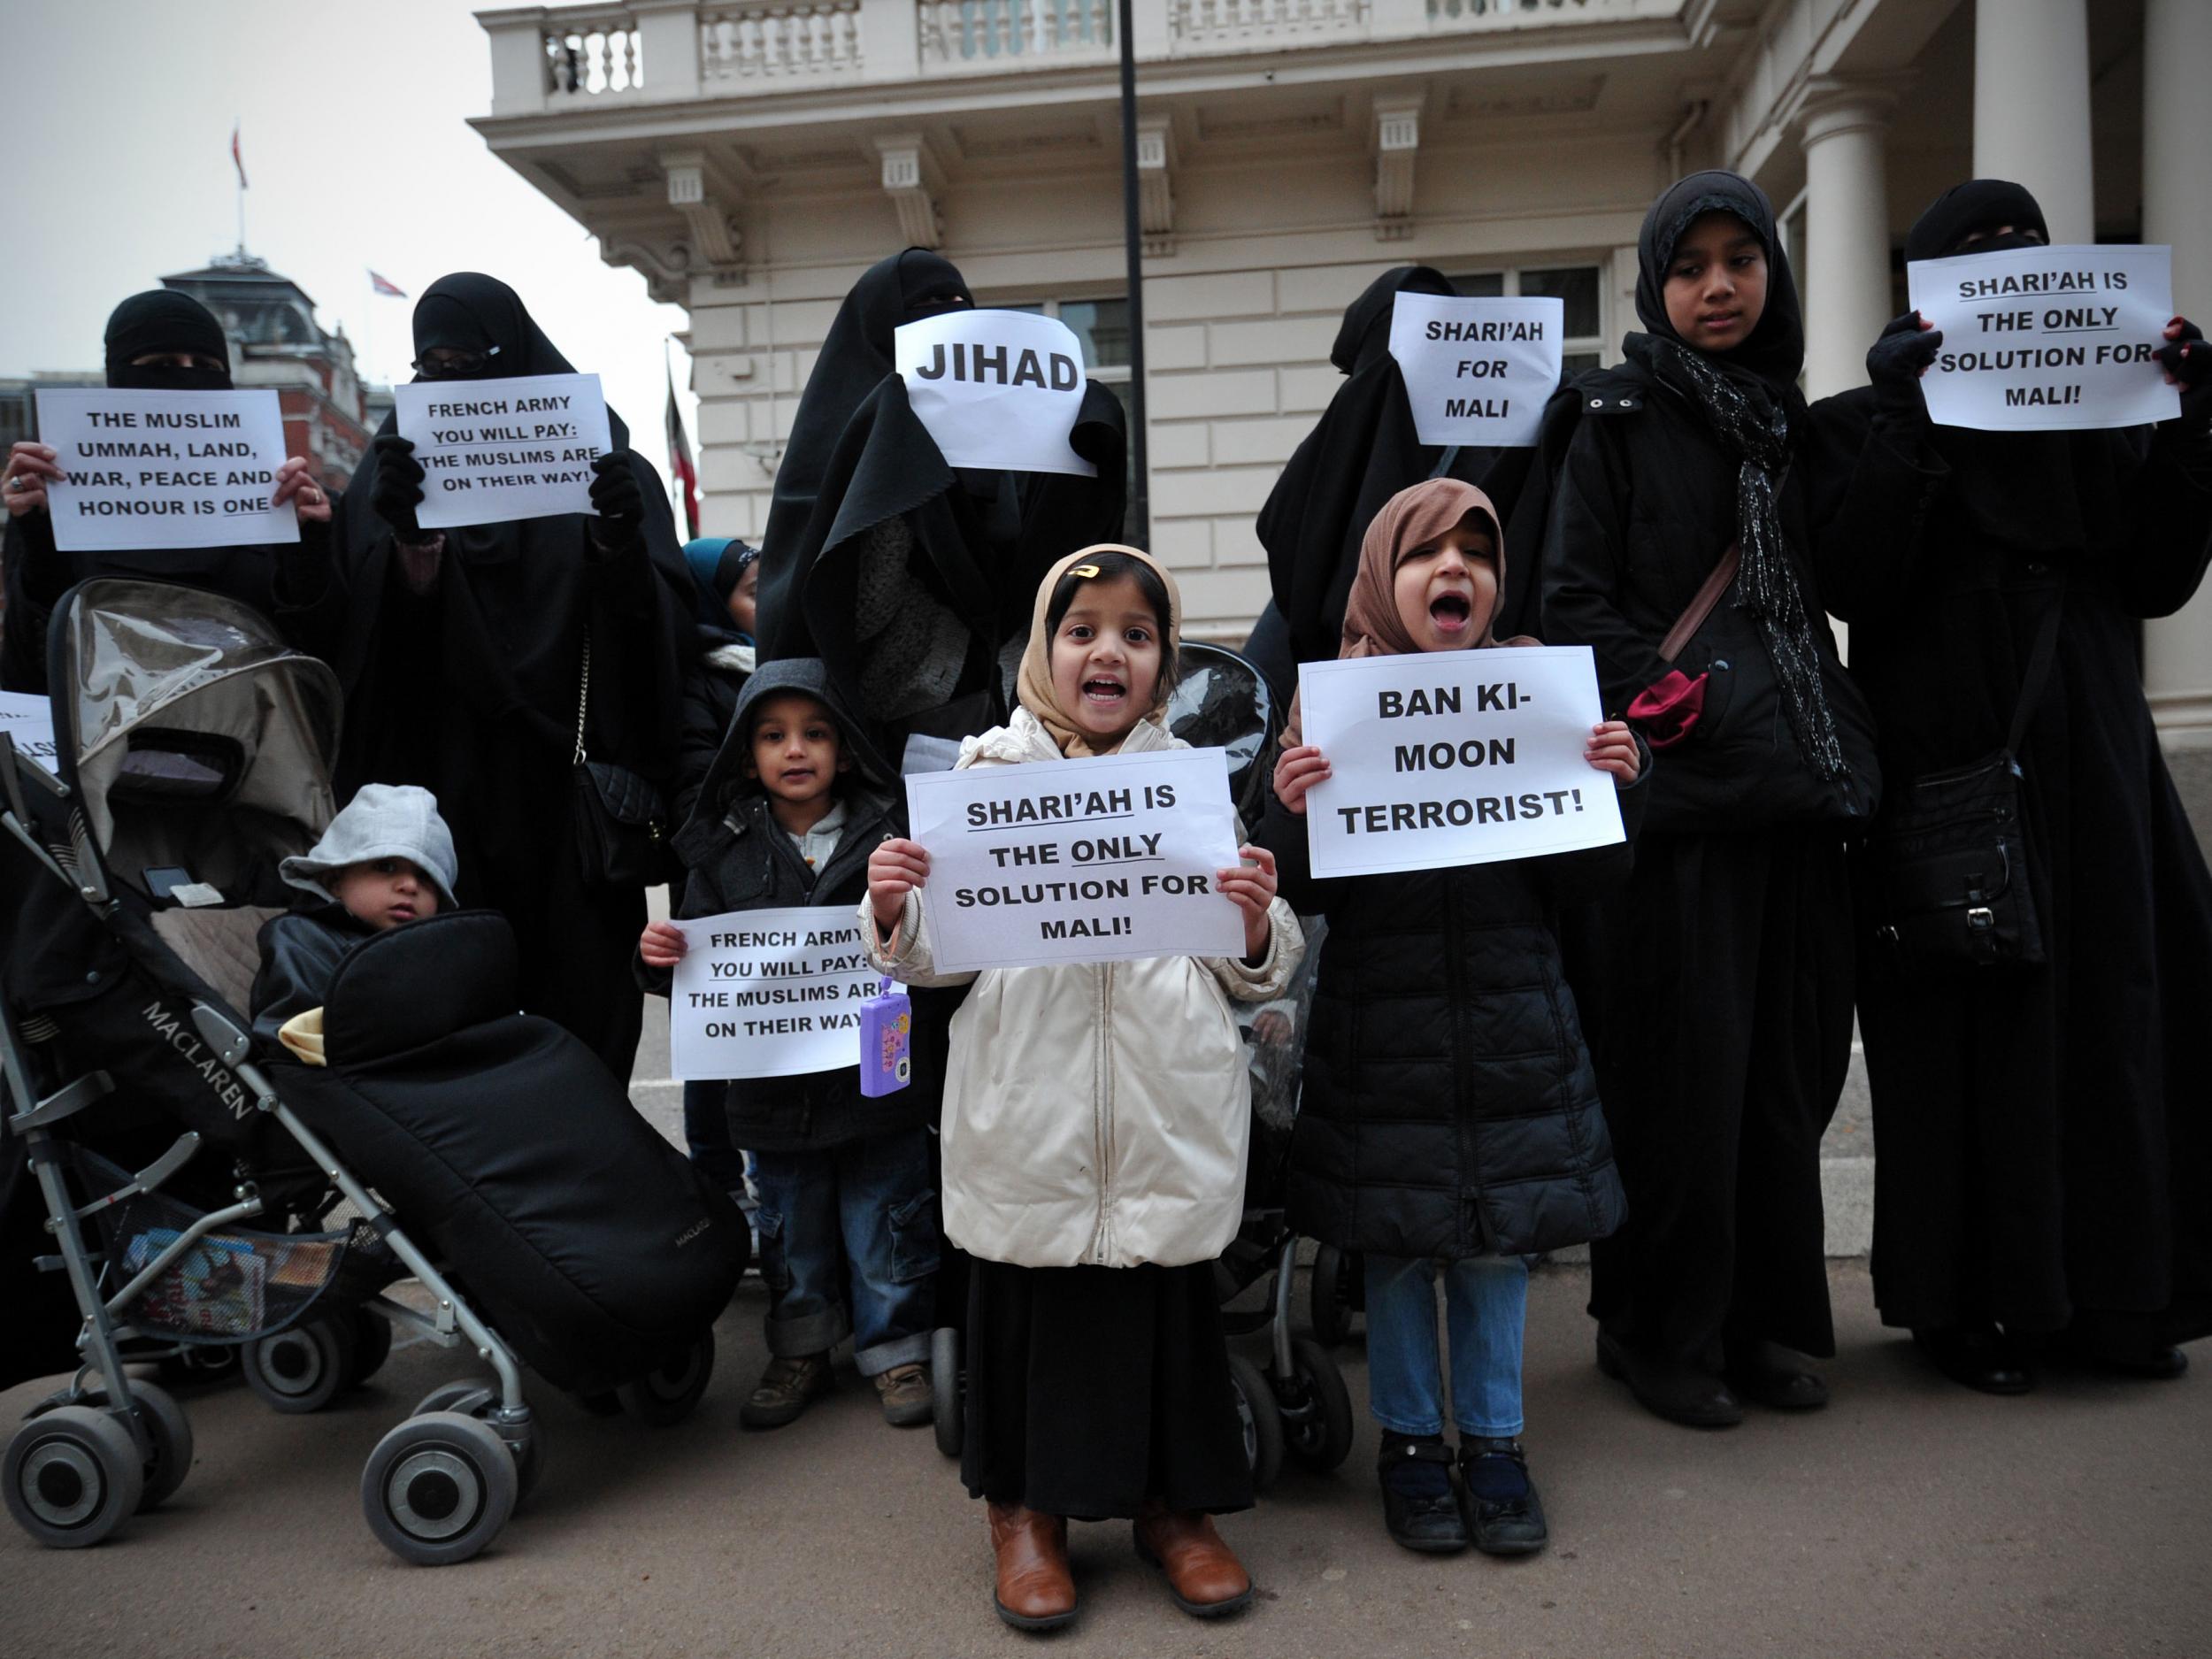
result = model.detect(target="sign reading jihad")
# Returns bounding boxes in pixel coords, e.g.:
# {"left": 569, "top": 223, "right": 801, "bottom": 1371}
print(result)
{"left": 393, "top": 372, "right": 614, "bottom": 529}
{"left": 1908, "top": 243, "right": 2181, "bottom": 432}
{"left": 1295, "top": 646, "right": 1624, "bottom": 879}
{"left": 1387, "top": 292, "right": 1563, "bottom": 448}
{"left": 34, "top": 388, "right": 299, "bottom": 553}
{"left": 895, "top": 310, "right": 1098, "bottom": 477}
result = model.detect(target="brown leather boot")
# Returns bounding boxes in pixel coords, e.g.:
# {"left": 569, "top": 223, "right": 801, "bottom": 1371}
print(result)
{"left": 987, "top": 1502, "right": 1077, "bottom": 1632}
{"left": 1133, "top": 1502, "right": 1254, "bottom": 1619}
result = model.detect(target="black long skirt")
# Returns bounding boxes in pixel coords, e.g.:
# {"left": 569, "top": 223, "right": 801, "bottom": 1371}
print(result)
{"left": 963, "top": 1258, "right": 1253, "bottom": 1520}
{"left": 1586, "top": 826, "right": 1855, "bottom": 1365}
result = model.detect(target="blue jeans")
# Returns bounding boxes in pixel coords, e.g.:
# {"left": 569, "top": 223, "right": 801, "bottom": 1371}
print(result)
{"left": 752, "top": 1128, "right": 939, "bottom": 1377}
{"left": 1363, "top": 1254, "right": 1528, "bottom": 1439}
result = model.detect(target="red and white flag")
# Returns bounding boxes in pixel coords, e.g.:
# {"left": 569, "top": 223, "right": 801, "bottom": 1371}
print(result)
{"left": 666, "top": 365, "right": 700, "bottom": 539}
{"left": 368, "top": 270, "right": 407, "bottom": 298}
{"left": 230, "top": 121, "right": 247, "bottom": 189}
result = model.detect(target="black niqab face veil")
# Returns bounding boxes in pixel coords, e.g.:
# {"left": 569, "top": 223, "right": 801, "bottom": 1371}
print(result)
{"left": 1904, "top": 179, "right": 2050, "bottom": 263}
{"left": 1331, "top": 265, "right": 1455, "bottom": 375}
{"left": 104, "top": 291, "right": 232, "bottom": 391}
{"left": 410, "top": 273, "right": 577, "bottom": 381}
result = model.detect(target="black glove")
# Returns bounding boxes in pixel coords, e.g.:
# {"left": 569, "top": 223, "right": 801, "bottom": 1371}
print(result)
{"left": 588, "top": 450, "right": 643, "bottom": 549}
{"left": 2155, "top": 317, "right": 2212, "bottom": 422}
{"left": 1866, "top": 311, "right": 1943, "bottom": 420}
{"left": 369, "top": 433, "right": 426, "bottom": 539}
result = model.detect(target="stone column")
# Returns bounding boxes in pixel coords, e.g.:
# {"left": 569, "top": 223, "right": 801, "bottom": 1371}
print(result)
{"left": 1799, "top": 83, "right": 1899, "bottom": 400}
{"left": 2143, "top": 0, "right": 2212, "bottom": 749}
{"left": 1972, "top": 0, "right": 2094, "bottom": 244}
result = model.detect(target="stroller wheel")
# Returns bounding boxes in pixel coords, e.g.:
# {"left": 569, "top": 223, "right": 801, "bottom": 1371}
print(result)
{"left": 929, "top": 1326, "right": 964, "bottom": 1459}
{"left": 1310, "top": 1245, "right": 1356, "bottom": 1347}
{"left": 616, "top": 1328, "right": 716, "bottom": 1427}
{"left": 351, "top": 1307, "right": 395, "bottom": 1385}
{"left": 1277, "top": 1337, "right": 1356, "bottom": 1473}
{"left": 412, "top": 1381, "right": 495, "bottom": 1421}
{"left": 243, "top": 1314, "right": 358, "bottom": 1414}
{"left": 406, "top": 1384, "right": 544, "bottom": 1508}
{"left": 1225, "top": 1353, "right": 1285, "bottom": 1494}
{"left": 4, "top": 1405, "right": 144, "bottom": 1548}
{"left": 78, "top": 1381, "right": 196, "bottom": 1510}
{"left": 362, "top": 1410, "right": 518, "bottom": 1567}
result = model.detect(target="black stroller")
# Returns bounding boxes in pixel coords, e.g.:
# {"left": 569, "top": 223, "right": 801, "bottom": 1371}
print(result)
{"left": 928, "top": 642, "right": 1353, "bottom": 1486}
{"left": 1, "top": 580, "right": 744, "bottom": 1563}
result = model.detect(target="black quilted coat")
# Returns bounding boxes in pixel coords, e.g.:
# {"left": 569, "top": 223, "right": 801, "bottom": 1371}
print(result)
{"left": 1259, "top": 768, "right": 1645, "bottom": 1259}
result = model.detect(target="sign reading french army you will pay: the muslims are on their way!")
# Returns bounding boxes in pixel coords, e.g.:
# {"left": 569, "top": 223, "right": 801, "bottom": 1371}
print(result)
{"left": 393, "top": 372, "right": 614, "bottom": 529}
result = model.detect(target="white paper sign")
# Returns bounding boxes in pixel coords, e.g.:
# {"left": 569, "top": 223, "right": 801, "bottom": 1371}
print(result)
{"left": 669, "top": 907, "right": 878, "bottom": 1081}
{"left": 895, "top": 310, "right": 1097, "bottom": 478}
{"left": 394, "top": 372, "right": 613, "bottom": 529}
{"left": 1298, "top": 646, "right": 1624, "bottom": 879}
{"left": 1908, "top": 244, "right": 2182, "bottom": 432}
{"left": 1387, "top": 292, "right": 1563, "bottom": 448}
{"left": 34, "top": 388, "right": 299, "bottom": 554}
{"left": 904, "top": 747, "right": 1243, "bottom": 972}
{"left": 0, "top": 692, "right": 58, "bottom": 774}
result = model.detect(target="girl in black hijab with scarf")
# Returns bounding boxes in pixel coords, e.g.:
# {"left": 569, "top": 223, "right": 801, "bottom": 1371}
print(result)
{"left": 756, "top": 247, "right": 1126, "bottom": 751}
{"left": 2, "top": 290, "right": 333, "bottom": 692}
{"left": 284, "top": 273, "right": 688, "bottom": 1083}
{"left": 1542, "top": 171, "right": 1878, "bottom": 1428}
{"left": 1807, "top": 180, "right": 2212, "bottom": 1393}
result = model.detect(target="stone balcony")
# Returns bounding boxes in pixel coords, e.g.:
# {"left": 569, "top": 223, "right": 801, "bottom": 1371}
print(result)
{"left": 481, "top": 0, "right": 1688, "bottom": 115}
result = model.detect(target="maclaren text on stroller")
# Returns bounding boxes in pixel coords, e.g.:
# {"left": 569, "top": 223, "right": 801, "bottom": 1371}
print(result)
{"left": 1, "top": 580, "right": 745, "bottom": 1563}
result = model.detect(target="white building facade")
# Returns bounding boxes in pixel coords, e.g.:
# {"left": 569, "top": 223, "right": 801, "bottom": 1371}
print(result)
{"left": 471, "top": 0, "right": 2212, "bottom": 762}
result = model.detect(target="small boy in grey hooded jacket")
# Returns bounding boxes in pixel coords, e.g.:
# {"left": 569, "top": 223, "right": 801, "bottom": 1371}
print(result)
{"left": 250, "top": 783, "right": 459, "bottom": 1052}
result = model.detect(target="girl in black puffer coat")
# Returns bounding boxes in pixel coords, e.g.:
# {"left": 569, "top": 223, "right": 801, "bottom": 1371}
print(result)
{"left": 1258, "top": 479, "right": 1645, "bottom": 1560}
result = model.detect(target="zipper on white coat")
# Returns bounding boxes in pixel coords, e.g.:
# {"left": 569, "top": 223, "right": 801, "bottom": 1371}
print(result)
{"left": 1088, "top": 963, "right": 1117, "bottom": 1264}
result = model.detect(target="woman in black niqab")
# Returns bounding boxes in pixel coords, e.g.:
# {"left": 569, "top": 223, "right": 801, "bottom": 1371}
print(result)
{"left": 292, "top": 273, "right": 690, "bottom": 1081}
{"left": 1, "top": 290, "right": 334, "bottom": 692}
{"left": 1806, "top": 180, "right": 2212, "bottom": 1390}
{"left": 755, "top": 248, "right": 1126, "bottom": 749}
{"left": 1541, "top": 171, "right": 1874, "bottom": 1428}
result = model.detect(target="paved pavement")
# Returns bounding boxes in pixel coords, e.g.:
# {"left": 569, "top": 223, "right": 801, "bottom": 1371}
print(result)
{"left": 4, "top": 1262, "right": 2207, "bottom": 1658}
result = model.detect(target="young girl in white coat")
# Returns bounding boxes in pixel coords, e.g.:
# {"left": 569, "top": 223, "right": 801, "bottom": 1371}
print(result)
{"left": 865, "top": 545, "right": 1302, "bottom": 1635}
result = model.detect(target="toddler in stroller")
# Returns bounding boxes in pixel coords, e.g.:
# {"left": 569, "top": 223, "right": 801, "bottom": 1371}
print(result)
{"left": 0, "top": 579, "right": 745, "bottom": 1564}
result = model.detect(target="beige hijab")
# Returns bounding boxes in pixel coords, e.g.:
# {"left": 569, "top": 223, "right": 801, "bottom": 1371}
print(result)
{"left": 1015, "top": 543, "right": 1184, "bottom": 758}
{"left": 1280, "top": 478, "right": 1529, "bottom": 747}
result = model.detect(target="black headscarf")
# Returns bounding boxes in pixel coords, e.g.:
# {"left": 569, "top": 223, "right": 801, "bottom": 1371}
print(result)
{"left": 1623, "top": 171, "right": 1847, "bottom": 780}
{"left": 756, "top": 249, "right": 972, "bottom": 647}
{"left": 104, "top": 291, "right": 232, "bottom": 391}
{"left": 1903, "top": 179, "right": 2049, "bottom": 264}
{"left": 1258, "top": 265, "right": 1551, "bottom": 664}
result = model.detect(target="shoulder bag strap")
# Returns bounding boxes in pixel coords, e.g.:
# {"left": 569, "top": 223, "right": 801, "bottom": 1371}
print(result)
{"left": 2002, "top": 588, "right": 2065, "bottom": 759}
{"left": 1659, "top": 541, "right": 1741, "bottom": 665}
{"left": 573, "top": 628, "right": 592, "bottom": 765}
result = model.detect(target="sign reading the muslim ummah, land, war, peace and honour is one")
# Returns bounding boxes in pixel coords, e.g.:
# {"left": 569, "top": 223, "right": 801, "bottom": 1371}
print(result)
{"left": 1908, "top": 243, "right": 2182, "bottom": 433}
{"left": 1296, "top": 645, "right": 1626, "bottom": 879}
{"left": 1387, "top": 291, "right": 1564, "bottom": 448}
{"left": 896, "top": 308, "right": 1098, "bottom": 478}
{"left": 393, "top": 372, "right": 613, "bottom": 529}
{"left": 0, "top": 692, "right": 58, "bottom": 775}
{"left": 903, "top": 747, "right": 1246, "bottom": 972}
{"left": 668, "top": 907, "right": 879, "bottom": 1081}
{"left": 34, "top": 388, "right": 299, "bottom": 554}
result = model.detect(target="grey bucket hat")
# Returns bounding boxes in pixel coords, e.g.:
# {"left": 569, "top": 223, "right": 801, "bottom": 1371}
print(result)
{"left": 280, "top": 783, "right": 459, "bottom": 910}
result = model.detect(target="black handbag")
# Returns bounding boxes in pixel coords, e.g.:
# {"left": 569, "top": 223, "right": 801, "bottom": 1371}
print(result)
{"left": 570, "top": 629, "right": 675, "bottom": 888}
{"left": 1863, "top": 593, "right": 2062, "bottom": 970}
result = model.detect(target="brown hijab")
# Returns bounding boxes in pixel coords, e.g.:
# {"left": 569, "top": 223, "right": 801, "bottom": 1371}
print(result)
{"left": 1015, "top": 543, "right": 1183, "bottom": 758}
{"left": 1281, "top": 478, "right": 1529, "bottom": 745}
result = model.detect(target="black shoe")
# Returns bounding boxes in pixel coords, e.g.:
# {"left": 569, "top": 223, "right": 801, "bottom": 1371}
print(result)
{"left": 1913, "top": 1325, "right": 2035, "bottom": 1395}
{"left": 1378, "top": 1434, "right": 1468, "bottom": 1554}
{"left": 1596, "top": 1330, "right": 1743, "bottom": 1429}
{"left": 1457, "top": 1438, "right": 1548, "bottom": 1556}
{"left": 1723, "top": 1333, "right": 1830, "bottom": 1411}
{"left": 2057, "top": 1324, "right": 2189, "bottom": 1381}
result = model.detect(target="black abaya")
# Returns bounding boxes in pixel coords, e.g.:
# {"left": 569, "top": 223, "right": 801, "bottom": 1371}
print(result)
{"left": 290, "top": 273, "right": 688, "bottom": 1082}
{"left": 1805, "top": 180, "right": 2212, "bottom": 1342}
{"left": 963, "top": 1259, "right": 1253, "bottom": 1519}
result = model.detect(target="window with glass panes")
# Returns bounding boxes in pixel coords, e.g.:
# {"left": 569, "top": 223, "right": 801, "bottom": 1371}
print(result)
{"left": 1448, "top": 265, "right": 1606, "bottom": 373}
{"left": 1004, "top": 297, "right": 1136, "bottom": 498}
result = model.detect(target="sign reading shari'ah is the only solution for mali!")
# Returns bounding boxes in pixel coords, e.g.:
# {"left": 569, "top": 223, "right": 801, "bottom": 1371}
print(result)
{"left": 34, "top": 388, "right": 299, "bottom": 554}
{"left": 393, "top": 372, "right": 613, "bottom": 529}
{"left": 903, "top": 747, "right": 1245, "bottom": 972}
{"left": 1297, "top": 646, "right": 1625, "bottom": 879}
